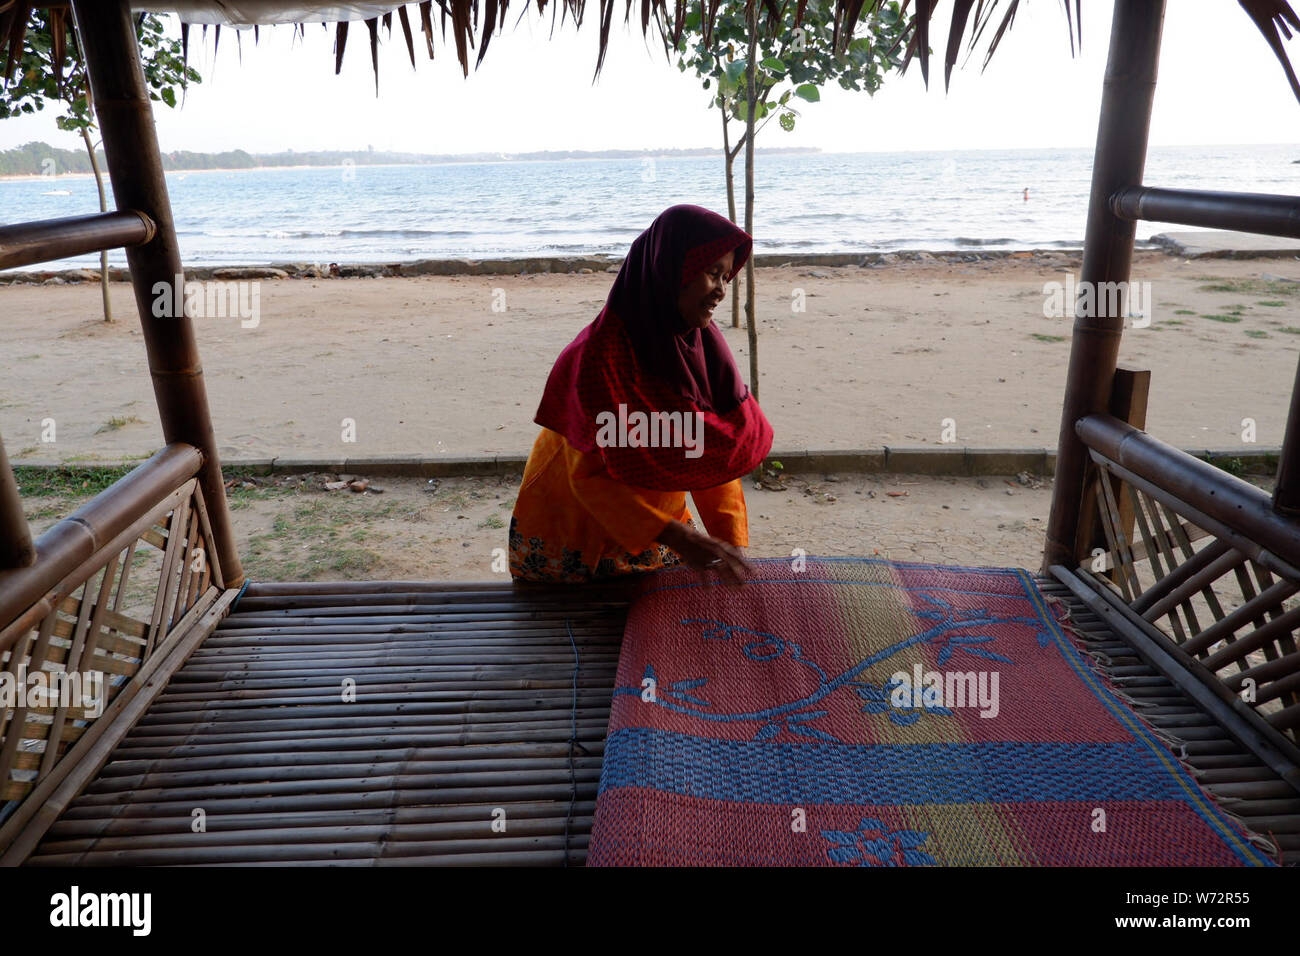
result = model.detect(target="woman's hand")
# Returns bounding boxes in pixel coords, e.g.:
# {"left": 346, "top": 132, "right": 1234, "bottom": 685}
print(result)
{"left": 656, "top": 520, "right": 751, "bottom": 585}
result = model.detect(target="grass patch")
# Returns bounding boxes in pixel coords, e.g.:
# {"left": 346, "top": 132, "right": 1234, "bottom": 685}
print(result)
{"left": 1198, "top": 279, "right": 1299, "bottom": 297}
{"left": 1173, "top": 309, "right": 1196, "bottom": 315}
{"left": 1245, "top": 330, "right": 1270, "bottom": 339}
{"left": 1202, "top": 314, "right": 1243, "bottom": 323}
{"left": 1212, "top": 457, "right": 1248, "bottom": 478}
{"left": 96, "top": 415, "right": 144, "bottom": 433}
{"left": 23, "top": 503, "right": 67, "bottom": 521}
{"left": 1030, "top": 333, "right": 1068, "bottom": 343}
{"left": 240, "top": 494, "right": 395, "bottom": 581}
{"left": 478, "top": 514, "right": 505, "bottom": 530}
{"left": 224, "top": 481, "right": 288, "bottom": 504}
{"left": 1257, "top": 300, "right": 1287, "bottom": 307}
{"left": 435, "top": 491, "right": 471, "bottom": 511}
{"left": 1160, "top": 319, "right": 1187, "bottom": 326}
{"left": 1280, "top": 327, "right": 1300, "bottom": 335}
{"left": 13, "top": 464, "right": 133, "bottom": 498}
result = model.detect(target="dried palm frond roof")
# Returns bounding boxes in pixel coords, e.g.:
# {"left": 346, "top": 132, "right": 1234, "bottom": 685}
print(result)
{"left": 3, "top": 0, "right": 1300, "bottom": 103}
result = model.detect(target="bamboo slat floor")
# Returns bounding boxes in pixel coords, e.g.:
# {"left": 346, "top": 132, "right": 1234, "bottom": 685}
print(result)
{"left": 17, "top": 574, "right": 1300, "bottom": 866}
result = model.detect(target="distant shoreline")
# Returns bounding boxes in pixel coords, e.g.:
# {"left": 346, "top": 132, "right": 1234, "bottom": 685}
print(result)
{"left": 0, "top": 149, "right": 822, "bottom": 181}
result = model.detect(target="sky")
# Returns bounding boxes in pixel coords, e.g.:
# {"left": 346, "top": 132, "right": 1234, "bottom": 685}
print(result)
{"left": 2, "top": 2, "right": 1298, "bottom": 155}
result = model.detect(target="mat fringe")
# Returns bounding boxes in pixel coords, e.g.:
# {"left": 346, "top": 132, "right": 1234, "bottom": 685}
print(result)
{"left": 1042, "top": 593, "right": 1284, "bottom": 864}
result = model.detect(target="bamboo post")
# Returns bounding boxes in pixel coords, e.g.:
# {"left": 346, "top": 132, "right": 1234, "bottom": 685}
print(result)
{"left": 69, "top": 0, "right": 244, "bottom": 587}
{"left": 1042, "top": 0, "right": 1166, "bottom": 572}
{"left": 0, "top": 434, "right": 34, "bottom": 571}
{"left": 1079, "top": 365, "right": 1151, "bottom": 581}
{"left": 1273, "top": 352, "right": 1300, "bottom": 516}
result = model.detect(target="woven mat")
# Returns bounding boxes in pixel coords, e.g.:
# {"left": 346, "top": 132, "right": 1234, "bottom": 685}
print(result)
{"left": 586, "top": 557, "right": 1274, "bottom": 866}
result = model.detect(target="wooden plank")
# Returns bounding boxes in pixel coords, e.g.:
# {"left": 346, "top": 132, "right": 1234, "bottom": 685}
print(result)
{"left": 144, "top": 491, "right": 191, "bottom": 661}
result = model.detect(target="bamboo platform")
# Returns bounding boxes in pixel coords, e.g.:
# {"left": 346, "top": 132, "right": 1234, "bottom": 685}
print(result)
{"left": 14, "top": 574, "right": 1300, "bottom": 866}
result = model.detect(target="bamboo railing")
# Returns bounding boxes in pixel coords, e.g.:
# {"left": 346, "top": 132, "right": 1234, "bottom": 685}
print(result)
{"left": 1062, "top": 414, "right": 1300, "bottom": 779}
{"left": 0, "top": 442, "right": 226, "bottom": 851}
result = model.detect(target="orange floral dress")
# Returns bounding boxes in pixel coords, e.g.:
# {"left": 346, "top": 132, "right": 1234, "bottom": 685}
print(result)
{"left": 509, "top": 427, "right": 749, "bottom": 583}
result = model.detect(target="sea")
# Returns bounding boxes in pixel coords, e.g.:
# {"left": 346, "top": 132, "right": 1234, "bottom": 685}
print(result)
{"left": 2, "top": 143, "right": 1297, "bottom": 268}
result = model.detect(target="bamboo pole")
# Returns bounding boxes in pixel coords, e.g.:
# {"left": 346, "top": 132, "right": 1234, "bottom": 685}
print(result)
{"left": 0, "top": 210, "right": 153, "bottom": 271}
{"left": 1274, "top": 352, "right": 1300, "bottom": 516}
{"left": 244, "top": 579, "right": 637, "bottom": 597}
{"left": 135, "top": 700, "right": 613, "bottom": 723}
{"left": 85, "top": 758, "right": 606, "bottom": 794}
{"left": 1111, "top": 186, "right": 1300, "bottom": 237}
{"left": 33, "top": 815, "right": 599, "bottom": 855}
{"left": 55, "top": 784, "right": 598, "bottom": 821}
{"left": 69, "top": 0, "right": 244, "bottom": 587}
{"left": 130, "top": 710, "right": 613, "bottom": 736}
{"left": 46, "top": 799, "right": 598, "bottom": 838}
{"left": 69, "top": 769, "right": 605, "bottom": 806}
{"left": 109, "top": 726, "right": 612, "bottom": 759}
{"left": 186, "top": 638, "right": 621, "bottom": 658}
{"left": 1042, "top": 0, "right": 1166, "bottom": 571}
{"left": 25, "top": 833, "right": 592, "bottom": 866}
{"left": 0, "top": 434, "right": 34, "bottom": 571}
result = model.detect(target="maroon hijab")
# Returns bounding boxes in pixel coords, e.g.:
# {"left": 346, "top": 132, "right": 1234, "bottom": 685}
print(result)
{"left": 533, "top": 204, "right": 773, "bottom": 491}
{"left": 606, "top": 203, "right": 753, "bottom": 412}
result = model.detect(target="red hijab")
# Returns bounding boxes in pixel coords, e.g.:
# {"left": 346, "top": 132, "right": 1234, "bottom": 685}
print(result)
{"left": 534, "top": 204, "right": 774, "bottom": 490}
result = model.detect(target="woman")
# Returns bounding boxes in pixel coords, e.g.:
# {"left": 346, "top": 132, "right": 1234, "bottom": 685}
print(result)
{"left": 508, "top": 204, "right": 774, "bottom": 586}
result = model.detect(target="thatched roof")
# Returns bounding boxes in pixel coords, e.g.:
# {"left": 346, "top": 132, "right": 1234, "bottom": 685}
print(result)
{"left": 3, "top": 1, "right": 1300, "bottom": 101}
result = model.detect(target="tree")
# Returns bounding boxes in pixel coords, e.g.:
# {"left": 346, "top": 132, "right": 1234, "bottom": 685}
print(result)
{"left": 675, "top": 0, "right": 907, "bottom": 337}
{"left": 0, "top": 11, "right": 200, "bottom": 321}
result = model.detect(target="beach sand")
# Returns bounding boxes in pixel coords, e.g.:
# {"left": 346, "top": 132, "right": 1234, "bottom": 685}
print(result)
{"left": 4, "top": 251, "right": 1294, "bottom": 578}
{"left": 3, "top": 250, "right": 1297, "bottom": 466}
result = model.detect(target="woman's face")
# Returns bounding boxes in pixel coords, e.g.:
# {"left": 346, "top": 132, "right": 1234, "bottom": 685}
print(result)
{"left": 676, "top": 249, "right": 735, "bottom": 330}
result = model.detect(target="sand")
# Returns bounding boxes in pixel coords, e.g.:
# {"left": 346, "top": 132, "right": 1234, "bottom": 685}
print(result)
{"left": 3, "top": 250, "right": 1298, "bottom": 466}
{"left": 19, "top": 469, "right": 1064, "bottom": 581}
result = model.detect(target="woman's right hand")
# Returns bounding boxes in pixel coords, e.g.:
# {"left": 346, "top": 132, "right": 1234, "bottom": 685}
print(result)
{"left": 656, "top": 520, "right": 751, "bottom": 585}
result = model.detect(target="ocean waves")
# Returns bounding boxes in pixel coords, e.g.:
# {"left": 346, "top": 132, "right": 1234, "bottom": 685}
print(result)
{"left": 4, "top": 144, "right": 1295, "bottom": 267}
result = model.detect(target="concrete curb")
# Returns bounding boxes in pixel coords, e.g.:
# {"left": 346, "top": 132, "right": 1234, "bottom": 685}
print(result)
{"left": 1, "top": 245, "right": 1142, "bottom": 285}
{"left": 14, "top": 446, "right": 1281, "bottom": 479}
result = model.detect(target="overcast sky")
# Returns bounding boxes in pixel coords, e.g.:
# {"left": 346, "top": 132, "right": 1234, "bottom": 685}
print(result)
{"left": 2, "top": 2, "right": 1298, "bottom": 154}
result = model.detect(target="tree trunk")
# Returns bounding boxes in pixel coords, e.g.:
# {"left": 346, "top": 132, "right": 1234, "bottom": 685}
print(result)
{"left": 721, "top": 104, "right": 741, "bottom": 329}
{"left": 81, "top": 126, "right": 113, "bottom": 323}
{"left": 743, "top": 0, "right": 758, "bottom": 402}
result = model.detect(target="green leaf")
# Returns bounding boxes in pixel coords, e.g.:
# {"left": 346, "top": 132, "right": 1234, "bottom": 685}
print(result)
{"left": 779, "top": 112, "right": 795, "bottom": 132}
{"left": 160, "top": 87, "right": 176, "bottom": 108}
{"left": 759, "top": 56, "right": 786, "bottom": 74}
{"left": 794, "top": 83, "right": 820, "bottom": 102}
